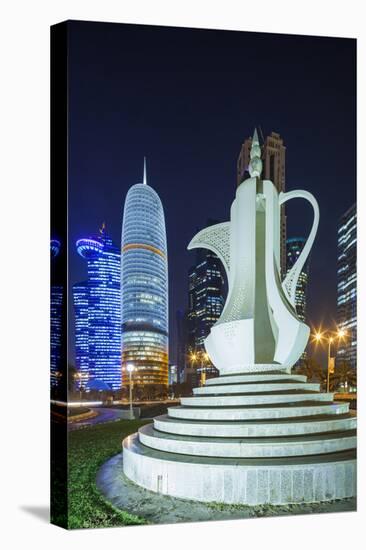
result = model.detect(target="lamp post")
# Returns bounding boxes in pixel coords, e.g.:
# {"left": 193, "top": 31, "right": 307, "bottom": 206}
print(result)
{"left": 313, "top": 328, "right": 347, "bottom": 393}
{"left": 126, "top": 364, "right": 135, "bottom": 419}
{"left": 200, "top": 352, "right": 210, "bottom": 386}
{"left": 190, "top": 350, "right": 210, "bottom": 387}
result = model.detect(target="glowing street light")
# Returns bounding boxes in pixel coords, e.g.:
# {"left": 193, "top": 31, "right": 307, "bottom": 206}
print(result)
{"left": 189, "top": 350, "right": 211, "bottom": 386}
{"left": 312, "top": 328, "right": 347, "bottom": 392}
{"left": 126, "top": 363, "right": 135, "bottom": 419}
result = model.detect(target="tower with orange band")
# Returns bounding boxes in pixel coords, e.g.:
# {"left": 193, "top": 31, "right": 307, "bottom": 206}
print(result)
{"left": 121, "top": 160, "right": 169, "bottom": 387}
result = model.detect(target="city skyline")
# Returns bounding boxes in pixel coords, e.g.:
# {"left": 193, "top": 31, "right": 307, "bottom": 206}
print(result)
{"left": 67, "top": 22, "right": 356, "bottom": 368}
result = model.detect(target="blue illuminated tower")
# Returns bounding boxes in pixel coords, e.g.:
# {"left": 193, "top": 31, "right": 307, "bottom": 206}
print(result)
{"left": 337, "top": 204, "right": 357, "bottom": 370}
{"left": 73, "top": 224, "right": 121, "bottom": 390}
{"left": 50, "top": 239, "right": 63, "bottom": 388}
{"left": 73, "top": 282, "right": 89, "bottom": 379}
{"left": 121, "top": 160, "right": 169, "bottom": 387}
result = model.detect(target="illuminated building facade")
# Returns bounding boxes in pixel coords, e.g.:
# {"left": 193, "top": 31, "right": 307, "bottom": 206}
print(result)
{"left": 187, "top": 220, "right": 226, "bottom": 383}
{"left": 73, "top": 225, "right": 121, "bottom": 390}
{"left": 168, "top": 364, "right": 178, "bottom": 386}
{"left": 337, "top": 204, "right": 357, "bottom": 370}
{"left": 237, "top": 131, "right": 287, "bottom": 277}
{"left": 286, "top": 237, "right": 310, "bottom": 322}
{"left": 176, "top": 309, "right": 188, "bottom": 383}
{"left": 73, "top": 282, "right": 89, "bottom": 378}
{"left": 121, "top": 164, "right": 168, "bottom": 387}
{"left": 50, "top": 239, "right": 63, "bottom": 388}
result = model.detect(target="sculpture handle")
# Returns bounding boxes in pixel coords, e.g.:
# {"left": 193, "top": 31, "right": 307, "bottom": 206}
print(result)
{"left": 279, "top": 189, "right": 320, "bottom": 308}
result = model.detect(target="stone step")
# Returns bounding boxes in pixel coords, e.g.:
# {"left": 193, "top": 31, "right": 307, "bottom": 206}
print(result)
{"left": 123, "top": 433, "right": 356, "bottom": 504}
{"left": 220, "top": 366, "right": 289, "bottom": 376}
{"left": 153, "top": 414, "right": 356, "bottom": 438}
{"left": 139, "top": 423, "right": 357, "bottom": 458}
{"left": 181, "top": 392, "right": 334, "bottom": 407}
{"left": 205, "top": 373, "right": 307, "bottom": 385}
{"left": 168, "top": 401, "right": 350, "bottom": 421}
{"left": 193, "top": 382, "right": 320, "bottom": 396}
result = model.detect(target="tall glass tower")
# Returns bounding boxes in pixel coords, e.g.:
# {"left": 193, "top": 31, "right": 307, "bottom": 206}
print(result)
{"left": 286, "top": 237, "right": 310, "bottom": 322}
{"left": 73, "top": 224, "right": 121, "bottom": 390}
{"left": 121, "top": 161, "right": 168, "bottom": 387}
{"left": 50, "top": 239, "right": 64, "bottom": 388}
{"left": 337, "top": 204, "right": 357, "bottom": 370}
{"left": 187, "top": 220, "right": 226, "bottom": 384}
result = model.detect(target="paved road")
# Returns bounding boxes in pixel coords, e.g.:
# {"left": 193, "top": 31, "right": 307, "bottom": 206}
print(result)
{"left": 69, "top": 407, "right": 127, "bottom": 431}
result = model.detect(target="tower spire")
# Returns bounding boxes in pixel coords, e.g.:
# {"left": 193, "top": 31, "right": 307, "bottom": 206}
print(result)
{"left": 143, "top": 156, "right": 147, "bottom": 185}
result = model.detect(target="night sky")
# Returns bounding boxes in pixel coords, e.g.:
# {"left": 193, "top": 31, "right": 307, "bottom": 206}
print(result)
{"left": 67, "top": 20, "right": 356, "bottom": 365}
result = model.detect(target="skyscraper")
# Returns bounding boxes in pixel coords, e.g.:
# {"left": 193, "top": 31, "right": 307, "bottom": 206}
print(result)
{"left": 50, "top": 239, "right": 64, "bottom": 388}
{"left": 337, "top": 204, "right": 357, "bottom": 370}
{"left": 286, "top": 237, "right": 310, "bottom": 322}
{"left": 168, "top": 364, "right": 178, "bottom": 386}
{"left": 73, "top": 225, "right": 121, "bottom": 390}
{"left": 187, "top": 220, "right": 226, "bottom": 383}
{"left": 73, "top": 282, "right": 89, "bottom": 379}
{"left": 237, "top": 130, "right": 287, "bottom": 277}
{"left": 121, "top": 162, "right": 169, "bottom": 387}
{"left": 176, "top": 309, "right": 188, "bottom": 383}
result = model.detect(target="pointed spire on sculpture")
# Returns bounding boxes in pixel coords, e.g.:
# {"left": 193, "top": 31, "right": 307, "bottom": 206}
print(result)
{"left": 143, "top": 156, "right": 147, "bottom": 185}
{"left": 249, "top": 127, "right": 263, "bottom": 178}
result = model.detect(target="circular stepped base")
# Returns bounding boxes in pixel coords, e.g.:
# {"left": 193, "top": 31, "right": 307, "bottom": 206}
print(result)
{"left": 123, "top": 435, "right": 356, "bottom": 504}
{"left": 139, "top": 423, "right": 356, "bottom": 458}
{"left": 193, "top": 382, "right": 321, "bottom": 395}
{"left": 122, "top": 371, "right": 357, "bottom": 505}
{"left": 98, "top": 454, "right": 357, "bottom": 524}
{"left": 205, "top": 373, "right": 307, "bottom": 385}
{"left": 168, "top": 401, "right": 349, "bottom": 420}
{"left": 181, "top": 392, "right": 334, "bottom": 406}
{"left": 153, "top": 413, "right": 356, "bottom": 437}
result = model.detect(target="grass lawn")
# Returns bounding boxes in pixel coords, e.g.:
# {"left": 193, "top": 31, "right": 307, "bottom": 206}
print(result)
{"left": 68, "top": 418, "right": 149, "bottom": 529}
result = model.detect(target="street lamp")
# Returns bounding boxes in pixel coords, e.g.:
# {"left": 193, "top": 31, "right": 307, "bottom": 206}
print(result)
{"left": 312, "top": 328, "right": 347, "bottom": 393}
{"left": 126, "top": 363, "right": 135, "bottom": 419}
{"left": 201, "top": 352, "right": 210, "bottom": 386}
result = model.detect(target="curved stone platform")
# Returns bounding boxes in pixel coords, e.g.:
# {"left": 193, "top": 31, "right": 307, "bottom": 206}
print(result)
{"left": 97, "top": 453, "right": 356, "bottom": 525}
{"left": 122, "top": 372, "right": 357, "bottom": 505}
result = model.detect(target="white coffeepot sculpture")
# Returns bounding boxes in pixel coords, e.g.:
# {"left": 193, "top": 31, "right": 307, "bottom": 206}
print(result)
{"left": 188, "top": 129, "right": 319, "bottom": 374}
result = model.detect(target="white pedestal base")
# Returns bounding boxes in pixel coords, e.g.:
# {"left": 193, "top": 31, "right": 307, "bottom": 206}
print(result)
{"left": 122, "top": 372, "right": 356, "bottom": 505}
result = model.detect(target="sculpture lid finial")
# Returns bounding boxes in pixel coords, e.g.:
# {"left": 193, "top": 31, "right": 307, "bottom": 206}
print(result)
{"left": 143, "top": 156, "right": 147, "bottom": 185}
{"left": 249, "top": 127, "right": 263, "bottom": 178}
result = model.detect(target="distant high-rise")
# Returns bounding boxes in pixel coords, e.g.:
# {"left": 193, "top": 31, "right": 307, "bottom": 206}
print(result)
{"left": 237, "top": 131, "right": 287, "bottom": 277}
{"left": 50, "top": 239, "right": 64, "bottom": 388}
{"left": 337, "top": 204, "right": 357, "bottom": 370}
{"left": 121, "top": 161, "right": 169, "bottom": 387}
{"left": 286, "top": 237, "right": 310, "bottom": 322}
{"left": 73, "top": 225, "right": 121, "bottom": 390}
{"left": 168, "top": 364, "right": 178, "bottom": 386}
{"left": 176, "top": 309, "right": 188, "bottom": 383}
{"left": 187, "top": 220, "right": 226, "bottom": 383}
